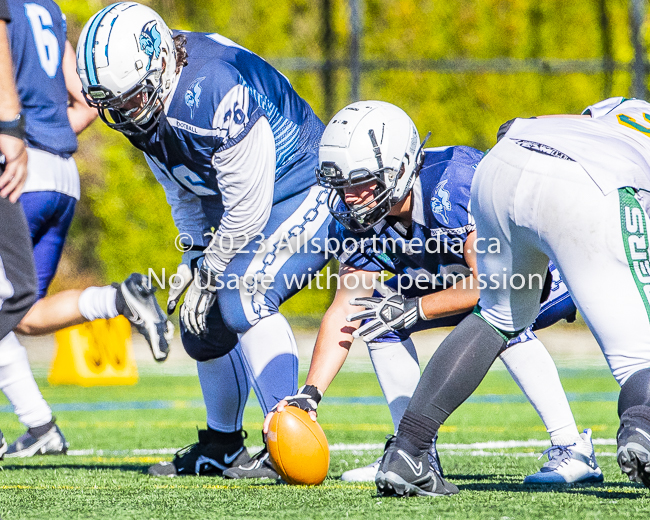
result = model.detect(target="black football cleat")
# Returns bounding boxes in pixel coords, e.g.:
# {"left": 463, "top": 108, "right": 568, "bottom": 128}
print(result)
{"left": 222, "top": 448, "right": 280, "bottom": 479}
{"left": 115, "top": 273, "right": 174, "bottom": 362}
{"left": 376, "top": 436, "right": 458, "bottom": 497}
{"left": 617, "top": 406, "right": 650, "bottom": 488}
{"left": 148, "top": 429, "right": 250, "bottom": 476}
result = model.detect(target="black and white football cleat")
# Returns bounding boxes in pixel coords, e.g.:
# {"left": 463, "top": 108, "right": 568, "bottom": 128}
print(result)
{"left": 375, "top": 436, "right": 458, "bottom": 497}
{"left": 148, "top": 429, "right": 250, "bottom": 477}
{"left": 222, "top": 448, "right": 280, "bottom": 480}
{"left": 0, "top": 429, "right": 7, "bottom": 460}
{"left": 5, "top": 421, "right": 68, "bottom": 458}
{"left": 617, "top": 406, "right": 650, "bottom": 488}
{"left": 342, "top": 433, "right": 444, "bottom": 482}
{"left": 115, "top": 273, "right": 174, "bottom": 362}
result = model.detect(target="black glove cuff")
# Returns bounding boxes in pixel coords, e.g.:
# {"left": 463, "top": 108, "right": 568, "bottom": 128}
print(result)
{"left": 299, "top": 384, "right": 322, "bottom": 404}
{"left": 198, "top": 264, "right": 220, "bottom": 292}
{"left": 0, "top": 114, "right": 26, "bottom": 140}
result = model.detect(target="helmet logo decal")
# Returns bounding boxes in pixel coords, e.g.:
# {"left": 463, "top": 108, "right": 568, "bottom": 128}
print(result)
{"left": 185, "top": 77, "right": 205, "bottom": 119}
{"left": 139, "top": 21, "right": 162, "bottom": 71}
{"left": 431, "top": 179, "right": 451, "bottom": 224}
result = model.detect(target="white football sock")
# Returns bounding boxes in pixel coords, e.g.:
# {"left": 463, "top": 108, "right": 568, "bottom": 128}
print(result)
{"left": 197, "top": 345, "right": 250, "bottom": 433}
{"left": 499, "top": 338, "right": 580, "bottom": 444}
{"left": 368, "top": 338, "right": 420, "bottom": 432}
{"left": 237, "top": 313, "right": 298, "bottom": 416}
{"left": 0, "top": 332, "right": 52, "bottom": 428}
{"left": 78, "top": 286, "right": 118, "bottom": 321}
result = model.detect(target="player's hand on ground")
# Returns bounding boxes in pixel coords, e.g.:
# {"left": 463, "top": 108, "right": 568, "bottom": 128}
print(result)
{"left": 0, "top": 135, "right": 28, "bottom": 203}
{"left": 180, "top": 264, "right": 218, "bottom": 336}
{"left": 262, "top": 385, "right": 321, "bottom": 433}
{"left": 347, "top": 294, "right": 423, "bottom": 342}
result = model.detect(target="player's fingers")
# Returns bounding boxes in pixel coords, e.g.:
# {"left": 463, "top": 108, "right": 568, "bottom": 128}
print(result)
{"left": 308, "top": 410, "right": 317, "bottom": 422}
{"left": 346, "top": 309, "right": 376, "bottom": 323}
{"left": 0, "top": 166, "right": 24, "bottom": 202}
{"left": 353, "top": 319, "right": 381, "bottom": 339}
{"left": 275, "top": 400, "right": 287, "bottom": 413}
{"left": 361, "top": 324, "right": 390, "bottom": 342}
{"left": 349, "top": 297, "right": 381, "bottom": 308}
{"left": 262, "top": 412, "right": 274, "bottom": 434}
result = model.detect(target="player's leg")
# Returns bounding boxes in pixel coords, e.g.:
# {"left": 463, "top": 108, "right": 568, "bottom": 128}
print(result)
{"left": 148, "top": 303, "right": 251, "bottom": 476}
{"left": 500, "top": 334, "right": 602, "bottom": 484}
{"left": 16, "top": 191, "right": 172, "bottom": 359}
{"left": 0, "top": 196, "right": 36, "bottom": 340}
{"left": 376, "top": 139, "right": 547, "bottom": 496}
{"left": 218, "top": 185, "right": 331, "bottom": 478}
{"left": 536, "top": 175, "right": 650, "bottom": 487}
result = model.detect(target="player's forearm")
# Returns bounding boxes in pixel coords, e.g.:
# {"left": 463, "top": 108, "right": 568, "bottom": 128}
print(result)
{"left": 63, "top": 41, "right": 97, "bottom": 134}
{"left": 419, "top": 277, "right": 480, "bottom": 320}
{"left": 67, "top": 104, "right": 97, "bottom": 134}
{"left": 0, "top": 22, "right": 20, "bottom": 120}
{"left": 305, "top": 306, "right": 358, "bottom": 393}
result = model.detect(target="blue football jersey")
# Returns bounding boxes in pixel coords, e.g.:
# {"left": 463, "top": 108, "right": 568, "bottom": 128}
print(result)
{"left": 130, "top": 30, "right": 324, "bottom": 204}
{"left": 332, "top": 146, "right": 484, "bottom": 284}
{"left": 7, "top": 0, "right": 77, "bottom": 156}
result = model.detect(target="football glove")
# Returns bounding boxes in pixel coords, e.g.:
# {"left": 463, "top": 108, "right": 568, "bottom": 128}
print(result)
{"left": 167, "top": 250, "right": 204, "bottom": 315}
{"left": 180, "top": 262, "right": 219, "bottom": 336}
{"left": 347, "top": 293, "right": 426, "bottom": 342}
{"left": 274, "top": 385, "right": 322, "bottom": 414}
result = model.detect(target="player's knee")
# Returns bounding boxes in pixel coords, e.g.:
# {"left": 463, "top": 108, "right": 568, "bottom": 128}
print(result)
{"left": 181, "top": 322, "right": 239, "bottom": 361}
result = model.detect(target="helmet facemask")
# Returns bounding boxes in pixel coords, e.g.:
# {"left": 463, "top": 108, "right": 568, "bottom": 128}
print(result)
{"left": 84, "top": 68, "right": 164, "bottom": 137}
{"left": 317, "top": 130, "right": 429, "bottom": 233}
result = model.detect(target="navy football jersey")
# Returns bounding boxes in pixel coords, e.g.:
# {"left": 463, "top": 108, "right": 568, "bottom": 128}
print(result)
{"left": 130, "top": 30, "right": 324, "bottom": 204}
{"left": 332, "top": 146, "right": 483, "bottom": 284}
{"left": 7, "top": 0, "right": 77, "bottom": 156}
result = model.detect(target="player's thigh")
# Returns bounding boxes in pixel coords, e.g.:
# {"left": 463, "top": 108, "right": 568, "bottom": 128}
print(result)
{"left": 0, "top": 198, "right": 37, "bottom": 339}
{"left": 20, "top": 192, "right": 76, "bottom": 299}
{"left": 218, "top": 186, "right": 331, "bottom": 334}
{"left": 471, "top": 141, "right": 549, "bottom": 332}
{"left": 541, "top": 182, "right": 650, "bottom": 384}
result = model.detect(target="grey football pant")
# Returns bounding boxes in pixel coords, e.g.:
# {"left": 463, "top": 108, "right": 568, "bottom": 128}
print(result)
{"left": 0, "top": 196, "right": 36, "bottom": 341}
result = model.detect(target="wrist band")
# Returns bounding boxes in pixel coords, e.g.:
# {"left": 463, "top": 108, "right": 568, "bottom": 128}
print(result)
{"left": 0, "top": 114, "right": 26, "bottom": 140}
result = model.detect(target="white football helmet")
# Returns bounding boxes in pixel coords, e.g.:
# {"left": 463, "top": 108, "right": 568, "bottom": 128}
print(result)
{"left": 316, "top": 101, "right": 427, "bottom": 232}
{"left": 76, "top": 2, "right": 176, "bottom": 136}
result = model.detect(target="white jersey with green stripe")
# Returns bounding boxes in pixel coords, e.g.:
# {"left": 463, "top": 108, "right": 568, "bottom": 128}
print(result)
{"left": 502, "top": 97, "right": 650, "bottom": 195}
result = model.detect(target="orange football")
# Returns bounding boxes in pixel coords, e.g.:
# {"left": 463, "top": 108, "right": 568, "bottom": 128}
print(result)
{"left": 266, "top": 406, "right": 329, "bottom": 485}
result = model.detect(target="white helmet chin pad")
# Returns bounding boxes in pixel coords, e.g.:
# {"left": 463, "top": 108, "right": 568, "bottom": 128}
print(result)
{"left": 76, "top": 2, "right": 177, "bottom": 136}
{"left": 317, "top": 100, "right": 424, "bottom": 232}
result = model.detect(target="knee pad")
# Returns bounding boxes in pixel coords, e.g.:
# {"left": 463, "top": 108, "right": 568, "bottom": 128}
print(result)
{"left": 181, "top": 307, "right": 239, "bottom": 362}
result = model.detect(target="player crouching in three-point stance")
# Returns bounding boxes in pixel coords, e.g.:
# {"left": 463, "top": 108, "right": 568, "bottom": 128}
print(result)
{"left": 77, "top": 3, "right": 330, "bottom": 477}
{"left": 265, "top": 101, "right": 602, "bottom": 490}
{"left": 366, "top": 96, "right": 650, "bottom": 496}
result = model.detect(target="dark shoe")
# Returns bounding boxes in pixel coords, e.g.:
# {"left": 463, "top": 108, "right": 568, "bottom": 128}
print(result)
{"left": 116, "top": 273, "right": 174, "bottom": 362}
{"left": 148, "top": 429, "right": 250, "bottom": 476}
{"left": 222, "top": 448, "right": 280, "bottom": 479}
{"left": 617, "top": 406, "right": 650, "bottom": 488}
{"left": 5, "top": 421, "right": 68, "bottom": 458}
{"left": 375, "top": 436, "right": 458, "bottom": 497}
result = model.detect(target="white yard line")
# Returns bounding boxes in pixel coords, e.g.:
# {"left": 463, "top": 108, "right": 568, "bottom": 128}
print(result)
{"left": 66, "top": 438, "right": 618, "bottom": 457}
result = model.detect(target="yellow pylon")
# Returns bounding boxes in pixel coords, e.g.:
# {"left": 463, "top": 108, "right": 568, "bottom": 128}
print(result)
{"left": 48, "top": 316, "right": 138, "bottom": 386}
